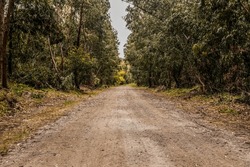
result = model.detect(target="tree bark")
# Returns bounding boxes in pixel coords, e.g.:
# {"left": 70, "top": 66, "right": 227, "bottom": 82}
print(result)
{"left": 60, "top": 43, "right": 64, "bottom": 71}
{"left": 48, "top": 38, "right": 59, "bottom": 73}
{"left": 201, "top": 0, "right": 205, "bottom": 6}
{"left": 8, "top": 23, "right": 13, "bottom": 76}
{"left": 76, "top": 3, "right": 84, "bottom": 48}
{"left": 0, "top": 0, "right": 4, "bottom": 87}
{"left": 148, "top": 63, "right": 153, "bottom": 88}
{"left": 1, "top": 0, "right": 15, "bottom": 88}
{"left": 74, "top": 70, "right": 80, "bottom": 89}
{"left": 74, "top": 3, "right": 84, "bottom": 89}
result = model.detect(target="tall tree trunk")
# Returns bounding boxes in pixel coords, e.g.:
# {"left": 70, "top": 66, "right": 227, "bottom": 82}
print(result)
{"left": 60, "top": 43, "right": 64, "bottom": 71}
{"left": 8, "top": 22, "right": 13, "bottom": 76}
{"left": 148, "top": 63, "right": 153, "bottom": 88}
{"left": 73, "top": 3, "right": 84, "bottom": 89}
{"left": 48, "top": 38, "right": 59, "bottom": 73}
{"left": 0, "top": 0, "right": 4, "bottom": 87}
{"left": 74, "top": 70, "right": 80, "bottom": 89}
{"left": 1, "top": 0, "right": 15, "bottom": 88}
{"left": 201, "top": 0, "right": 205, "bottom": 8}
{"left": 76, "top": 3, "right": 84, "bottom": 48}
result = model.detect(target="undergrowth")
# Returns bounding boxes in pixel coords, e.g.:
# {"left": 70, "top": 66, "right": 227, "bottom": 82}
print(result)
{"left": 0, "top": 82, "right": 100, "bottom": 156}
{"left": 142, "top": 85, "right": 249, "bottom": 118}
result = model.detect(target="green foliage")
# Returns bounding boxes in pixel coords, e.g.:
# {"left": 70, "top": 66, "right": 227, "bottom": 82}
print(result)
{"left": 61, "top": 73, "right": 75, "bottom": 90}
{"left": 125, "top": 0, "right": 250, "bottom": 93}
{"left": 31, "top": 92, "right": 45, "bottom": 99}
{"left": 114, "top": 60, "right": 132, "bottom": 85}
{"left": 115, "top": 70, "right": 126, "bottom": 85}
{"left": 66, "top": 47, "right": 97, "bottom": 88}
{"left": 0, "top": 88, "right": 19, "bottom": 116}
{"left": 163, "top": 88, "right": 196, "bottom": 97}
{"left": 10, "top": 83, "right": 30, "bottom": 97}
{"left": 5, "top": 0, "right": 120, "bottom": 90}
{"left": 14, "top": 65, "right": 60, "bottom": 88}
{"left": 219, "top": 108, "right": 238, "bottom": 115}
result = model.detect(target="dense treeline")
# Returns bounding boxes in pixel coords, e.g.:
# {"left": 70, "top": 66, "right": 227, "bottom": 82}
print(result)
{"left": 0, "top": 0, "right": 120, "bottom": 89}
{"left": 125, "top": 0, "right": 250, "bottom": 93}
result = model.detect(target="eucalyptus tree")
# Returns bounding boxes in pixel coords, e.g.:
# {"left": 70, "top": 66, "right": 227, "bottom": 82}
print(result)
{"left": 193, "top": 0, "right": 250, "bottom": 92}
{"left": 125, "top": 0, "right": 250, "bottom": 92}
{"left": 125, "top": 0, "right": 197, "bottom": 88}
{"left": 8, "top": 0, "right": 64, "bottom": 88}
{"left": 64, "top": 0, "right": 119, "bottom": 87}
{"left": 1, "top": 0, "right": 119, "bottom": 89}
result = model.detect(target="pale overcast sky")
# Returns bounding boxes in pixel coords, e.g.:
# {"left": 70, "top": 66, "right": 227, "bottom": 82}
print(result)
{"left": 109, "top": 0, "right": 131, "bottom": 58}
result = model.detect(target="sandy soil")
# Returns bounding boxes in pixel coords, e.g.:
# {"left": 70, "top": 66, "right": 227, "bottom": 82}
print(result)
{"left": 0, "top": 86, "right": 249, "bottom": 167}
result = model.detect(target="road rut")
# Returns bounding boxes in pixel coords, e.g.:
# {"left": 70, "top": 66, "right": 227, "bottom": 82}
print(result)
{"left": 0, "top": 86, "right": 249, "bottom": 167}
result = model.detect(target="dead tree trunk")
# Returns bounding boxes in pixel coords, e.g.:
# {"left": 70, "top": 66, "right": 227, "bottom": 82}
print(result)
{"left": 48, "top": 38, "right": 59, "bottom": 73}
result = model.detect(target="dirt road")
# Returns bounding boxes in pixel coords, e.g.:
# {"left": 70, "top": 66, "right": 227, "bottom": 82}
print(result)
{"left": 0, "top": 86, "right": 250, "bottom": 167}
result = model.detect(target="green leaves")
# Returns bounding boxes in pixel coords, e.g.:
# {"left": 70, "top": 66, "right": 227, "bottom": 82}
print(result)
{"left": 8, "top": 0, "right": 120, "bottom": 89}
{"left": 125, "top": 0, "right": 250, "bottom": 92}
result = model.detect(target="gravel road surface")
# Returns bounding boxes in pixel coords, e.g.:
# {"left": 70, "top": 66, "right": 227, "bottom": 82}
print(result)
{"left": 1, "top": 86, "right": 249, "bottom": 167}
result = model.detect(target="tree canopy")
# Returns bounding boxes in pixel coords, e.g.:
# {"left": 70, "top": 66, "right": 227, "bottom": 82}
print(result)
{"left": 124, "top": 0, "right": 250, "bottom": 93}
{"left": 0, "top": 0, "right": 121, "bottom": 89}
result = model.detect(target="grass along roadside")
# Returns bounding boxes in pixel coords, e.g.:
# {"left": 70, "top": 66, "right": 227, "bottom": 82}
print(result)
{"left": 139, "top": 86, "right": 250, "bottom": 139}
{"left": 0, "top": 83, "right": 104, "bottom": 156}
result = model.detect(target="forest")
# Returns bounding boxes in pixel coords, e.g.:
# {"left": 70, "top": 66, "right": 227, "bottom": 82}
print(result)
{"left": 1, "top": 0, "right": 250, "bottom": 94}
{"left": 125, "top": 0, "right": 250, "bottom": 94}
{"left": 0, "top": 0, "right": 121, "bottom": 90}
